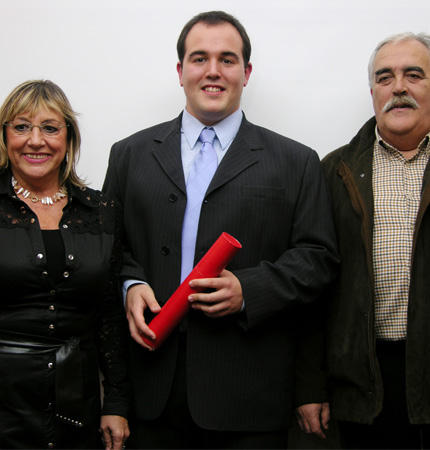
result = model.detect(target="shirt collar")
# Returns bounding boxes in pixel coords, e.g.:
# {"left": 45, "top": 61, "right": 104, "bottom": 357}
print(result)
{"left": 375, "top": 125, "right": 430, "bottom": 154}
{"left": 182, "top": 108, "right": 243, "bottom": 150}
{"left": 67, "top": 183, "right": 98, "bottom": 208}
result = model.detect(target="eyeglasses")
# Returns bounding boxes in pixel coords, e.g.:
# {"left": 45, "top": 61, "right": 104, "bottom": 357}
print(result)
{"left": 4, "top": 120, "right": 68, "bottom": 137}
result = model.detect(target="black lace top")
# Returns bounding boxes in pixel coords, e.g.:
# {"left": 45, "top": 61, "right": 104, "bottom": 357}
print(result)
{"left": 0, "top": 168, "right": 129, "bottom": 422}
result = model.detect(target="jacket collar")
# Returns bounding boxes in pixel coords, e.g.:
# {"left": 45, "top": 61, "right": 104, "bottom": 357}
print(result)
{"left": 151, "top": 113, "right": 263, "bottom": 195}
{"left": 335, "top": 116, "right": 430, "bottom": 264}
{"left": 338, "top": 116, "right": 376, "bottom": 169}
{"left": 208, "top": 114, "right": 262, "bottom": 195}
{"left": 66, "top": 183, "right": 98, "bottom": 208}
{"left": 334, "top": 117, "right": 376, "bottom": 262}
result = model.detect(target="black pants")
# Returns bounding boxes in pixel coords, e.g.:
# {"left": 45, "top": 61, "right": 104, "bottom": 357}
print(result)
{"left": 340, "top": 340, "right": 430, "bottom": 449}
{"left": 127, "top": 334, "right": 289, "bottom": 449}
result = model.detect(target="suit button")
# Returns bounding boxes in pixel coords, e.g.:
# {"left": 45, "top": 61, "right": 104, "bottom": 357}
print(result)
{"left": 161, "top": 246, "right": 170, "bottom": 255}
{"left": 169, "top": 194, "right": 177, "bottom": 202}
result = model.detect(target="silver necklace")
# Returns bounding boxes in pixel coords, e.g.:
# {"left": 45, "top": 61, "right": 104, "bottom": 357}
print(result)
{"left": 11, "top": 176, "right": 67, "bottom": 205}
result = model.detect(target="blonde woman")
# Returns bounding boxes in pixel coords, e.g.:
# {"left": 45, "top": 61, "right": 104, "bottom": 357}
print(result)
{"left": 0, "top": 80, "right": 129, "bottom": 449}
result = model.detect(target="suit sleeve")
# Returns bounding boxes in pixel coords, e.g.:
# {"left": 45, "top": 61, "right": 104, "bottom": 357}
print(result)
{"left": 234, "top": 149, "right": 339, "bottom": 330}
{"left": 102, "top": 142, "right": 148, "bottom": 283}
{"left": 293, "top": 296, "right": 329, "bottom": 407}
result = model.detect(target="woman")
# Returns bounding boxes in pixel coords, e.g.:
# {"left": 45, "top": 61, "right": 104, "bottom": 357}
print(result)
{"left": 0, "top": 80, "right": 130, "bottom": 449}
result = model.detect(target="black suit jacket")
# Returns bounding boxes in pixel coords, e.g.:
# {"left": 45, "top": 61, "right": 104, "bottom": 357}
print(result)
{"left": 103, "top": 113, "right": 338, "bottom": 431}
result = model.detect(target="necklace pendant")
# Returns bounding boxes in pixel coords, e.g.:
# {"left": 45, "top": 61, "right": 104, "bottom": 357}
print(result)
{"left": 31, "top": 195, "right": 39, "bottom": 203}
{"left": 41, "top": 196, "right": 54, "bottom": 205}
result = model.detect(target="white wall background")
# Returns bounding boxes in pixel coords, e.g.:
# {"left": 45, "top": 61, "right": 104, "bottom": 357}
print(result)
{"left": 1, "top": 0, "right": 429, "bottom": 188}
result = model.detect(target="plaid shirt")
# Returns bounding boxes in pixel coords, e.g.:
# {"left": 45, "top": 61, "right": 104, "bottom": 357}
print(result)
{"left": 373, "top": 128, "right": 430, "bottom": 340}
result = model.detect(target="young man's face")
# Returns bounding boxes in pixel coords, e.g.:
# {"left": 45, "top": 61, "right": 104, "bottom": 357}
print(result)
{"left": 177, "top": 22, "right": 252, "bottom": 126}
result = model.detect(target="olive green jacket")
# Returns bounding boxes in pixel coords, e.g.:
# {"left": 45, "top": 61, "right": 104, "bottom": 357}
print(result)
{"left": 321, "top": 116, "right": 430, "bottom": 424}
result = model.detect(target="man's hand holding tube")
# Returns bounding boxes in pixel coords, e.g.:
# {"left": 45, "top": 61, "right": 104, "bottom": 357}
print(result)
{"left": 125, "top": 271, "right": 243, "bottom": 349}
{"left": 188, "top": 269, "right": 243, "bottom": 318}
{"left": 125, "top": 233, "right": 243, "bottom": 350}
{"left": 125, "top": 284, "right": 161, "bottom": 350}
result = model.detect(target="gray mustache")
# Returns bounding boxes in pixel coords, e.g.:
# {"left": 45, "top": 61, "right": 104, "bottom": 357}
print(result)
{"left": 383, "top": 95, "right": 419, "bottom": 112}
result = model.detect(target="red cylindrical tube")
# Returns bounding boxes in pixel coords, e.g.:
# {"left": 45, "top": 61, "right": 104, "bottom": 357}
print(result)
{"left": 141, "top": 232, "right": 242, "bottom": 349}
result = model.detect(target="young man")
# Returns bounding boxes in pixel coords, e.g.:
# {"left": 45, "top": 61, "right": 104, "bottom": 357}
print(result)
{"left": 104, "top": 11, "right": 338, "bottom": 449}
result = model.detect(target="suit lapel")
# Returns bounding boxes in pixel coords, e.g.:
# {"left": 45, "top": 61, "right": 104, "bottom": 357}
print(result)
{"left": 151, "top": 115, "right": 186, "bottom": 194}
{"left": 208, "top": 116, "right": 262, "bottom": 194}
{"left": 150, "top": 114, "right": 263, "bottom": 196}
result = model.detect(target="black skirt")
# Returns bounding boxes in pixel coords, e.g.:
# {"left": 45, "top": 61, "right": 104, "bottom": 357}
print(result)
{"left": 0, "top": 330, "right": 102, "bottom": 449}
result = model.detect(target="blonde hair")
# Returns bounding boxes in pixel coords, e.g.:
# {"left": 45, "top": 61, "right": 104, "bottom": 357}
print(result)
{"left": 0, "top": 79, "right": 85, "bottom": 186}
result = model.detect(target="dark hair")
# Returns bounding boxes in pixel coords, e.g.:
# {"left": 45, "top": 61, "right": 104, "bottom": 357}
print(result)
{"left": 177, "top": 11, "right": 251, "bottom": 67}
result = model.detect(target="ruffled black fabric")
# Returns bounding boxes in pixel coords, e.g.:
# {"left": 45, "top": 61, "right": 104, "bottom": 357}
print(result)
{"left": 0, "top": 169, "right": 129, "bottom": 448}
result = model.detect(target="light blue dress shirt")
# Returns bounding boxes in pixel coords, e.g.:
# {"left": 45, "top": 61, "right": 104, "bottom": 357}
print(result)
{"left": 123, "top": 108, "right": 243, "bottom": 300}
{"left": 181, "top": 108, "right": 243, "bottom": 181}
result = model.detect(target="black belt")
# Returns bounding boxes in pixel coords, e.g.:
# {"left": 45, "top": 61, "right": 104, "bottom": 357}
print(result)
{"left": 0, "top": 329, "right": 93, "bottom": 427}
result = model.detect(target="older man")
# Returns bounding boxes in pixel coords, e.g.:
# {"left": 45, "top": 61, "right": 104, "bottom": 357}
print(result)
{"left": 296, "top": 32, "right": 430, "bottom": 449}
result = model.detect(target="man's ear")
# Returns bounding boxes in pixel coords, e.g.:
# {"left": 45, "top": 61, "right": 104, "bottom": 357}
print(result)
{"left": 177, "top": 61, "right": 183, "bottom": 86}
{"left": 243, "top": 62, "right": 253, "bottom": 87}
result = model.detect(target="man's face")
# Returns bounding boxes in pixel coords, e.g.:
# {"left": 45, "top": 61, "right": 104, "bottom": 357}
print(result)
{"left": 177, "top": 22, "right": 252, "bottom": 126}
{"left": 371, "top": 39, "right": 430, "bottom": 150}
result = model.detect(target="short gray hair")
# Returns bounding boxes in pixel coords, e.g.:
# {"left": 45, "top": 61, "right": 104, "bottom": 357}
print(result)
{"left": 368, "top": 32, "right": 430, "bottom": 87}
